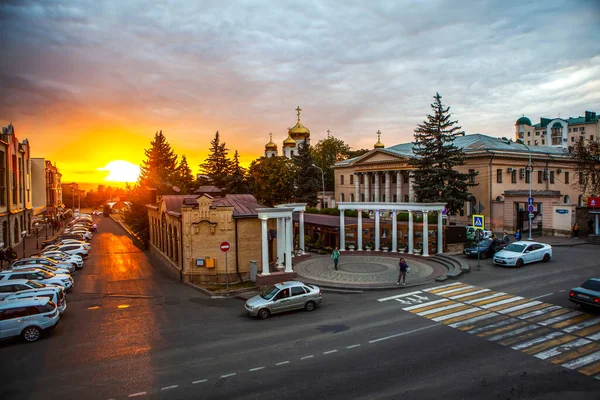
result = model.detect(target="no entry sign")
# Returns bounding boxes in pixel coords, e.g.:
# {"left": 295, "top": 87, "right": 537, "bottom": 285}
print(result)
{"left": 220, "top": 241, "right": 231, "bottom": 252}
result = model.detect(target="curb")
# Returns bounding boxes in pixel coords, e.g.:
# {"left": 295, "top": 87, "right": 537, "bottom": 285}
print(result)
{"left": 183, "top": 281, "right": 259, "bottom": 298}
{"left": 296, "top": 277, "right": 433, "bottom": 292}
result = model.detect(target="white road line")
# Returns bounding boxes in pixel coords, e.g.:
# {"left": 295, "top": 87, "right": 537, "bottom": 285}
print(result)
{"left": 562, "top": 317, "right": 600, "bottom": 333}
{"left": 531, "top": 293, "right": 554, "bottom": 300}
{"left": 497, "top": 301, "right": 542, "bottom": 314}
{"left": 480, "top": 296, "right": 524, "bottom": 309}
{"left": 417, "top": 303, "right": 464, "bottom": 316}
{"left": 435, "top": 285, "right": 476, "bottom": 296}
{"left": 558, "top": 290, "right": 566, "bottom": 293}
{"left": 448, "top": 312, "right": 499, "bottom": 328}
{"left": 488, "top": 324, "right": 541, "bottom": 342}
{"left": 586, "top": 332, "right": 600, "bottom": 341}
{"left": 562, "top": 350, "right": 600, "bottom": 370}
{"left": 537, "top": 310, "right": 583, "bottom": 326}
{"left": 161, "top": 385, "right": 178, "bottom": 391}
{"left": 249, "top": 367, "right": 265, "bottom": 372}
{"left": 464, "top": 292, "right": 507, "bottom": 304}
{"left": 369, "top": 324, "right": 436, "bottom": 343}
{"left": 301, "top": 355, "right": 314, "bottom": 360}
{"left": 377, "top": 291, "right": 423, "bottom": 302}
{"left": 346, "top": 344, "right": 361, "bottom": 349}
{"left": 511, "top": 331, "right": 565, "bottom": 350}
{"left": 403, "top": 299, "right": 450, "bottom": 311}
{"left": 534, "top": 338, "right": 590, "bottom": 360}
{"left": 323, "top": 350, "right": 338, "bottom": 355}
{"left": 422, "top": 282, "right": 463, "bottom": 292}
{"left": 467, "top": 318, "right": 520, "bottom": 335}
{"left": 220, "top": 373, "right": 237, "bottom": 378}
{"left": 276, "top": 361, "right": 290, "bottom": 365}
{"left": 431, "top": 307, "right": 481, "bottom": 322}
{"left": 517, "top": 305, "right": 562, "bottom": 320}
{"left": 449, "top": 288, "right": 490, "bottom": 299}
{"left": 192, "top": 379, "right": 208, "bottom": 384}
{"left": 128, "top": 393, "right": 147, "bottom": 398}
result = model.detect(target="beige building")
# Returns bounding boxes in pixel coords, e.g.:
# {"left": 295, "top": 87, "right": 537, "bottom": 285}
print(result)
{"left": 515, "top": 111, "right": 599, "bottom": 149}
{"left": 334, "top": 133, "right": 582, "bottom": 236}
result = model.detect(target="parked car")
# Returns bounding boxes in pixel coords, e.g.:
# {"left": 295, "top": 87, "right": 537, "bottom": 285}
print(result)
{"left": 492, "top": 241, "right": 552, "bottom": 268}
{"left": 64, "top": 230, "right": 92, "bottom": 240}
{"left": 44, "top": 244, "right": 89, "bottom": 257}
{"left": 569, "top": 278, "right": 600, "bottom": 310}
{"left": 41, "top": 233, "right": 90, "bottom": 248}
{"left": 463, "top": 238, "right": 507, "bottom": 259}
{"left": 0, "top": 268, "right": 73, "bottom": 291}
{"left": 56, "top": 240, "right": 91, "bottom": 251}
{"left": 12, "top": 257, "right": 75, "bottom": 274}
{"left": 11, "top": 263, "right": 72, "bottom": 276}
{"left": 0, "top": 297, "right": 60, "bottom": 342}
{"left": 0, "top": 279, "right": 49, "bottom": 300}
{"left": 245, "top": 281, "right": 322, "bottom": 319}
{"left": 5, "top": 287, "right": 67, "bottom": 315}
{"left": 40, "top": 252, "right": 83, "bottom": 269}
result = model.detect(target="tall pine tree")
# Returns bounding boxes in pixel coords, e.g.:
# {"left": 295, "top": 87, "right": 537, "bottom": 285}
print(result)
{"left": 408, "top": 93, "right": 477, "bottom": 214}
{"left": 138, "top": 130, "right": 179, "bottom": 195}
{"left": 312, "top": 136, "right": 351, "bottom": 191}
{"left": 175, "top": 155, "right": 195, "bottom": 194}
{"left": 293, "top": 138, "right": 321, "bottom": 206}
{"left": 227, "top": 150, "right": 251, "bottom": 194}
{"left": 199, "top": 131, "right": 233, "bottom": 189}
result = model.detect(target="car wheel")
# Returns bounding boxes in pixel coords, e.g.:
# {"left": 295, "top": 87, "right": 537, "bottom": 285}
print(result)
{"left": 516, "top": 259, "right": 524, "bottom": 268}
{"left": 257, "top": 308, "right": 270, "bottom": 319}
{"left": 542, "top": 253, "right": 551, "bottom": 262}
{"left": 22, "top": 326, "right": 41, "bottom": 342}
{"left": 304, "top": 301, "right": 316, "bottom": 312}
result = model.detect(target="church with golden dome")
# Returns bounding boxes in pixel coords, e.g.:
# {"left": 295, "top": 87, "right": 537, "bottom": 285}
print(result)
{"left": 264, "top": 106, "right": 311, "bottom": 158}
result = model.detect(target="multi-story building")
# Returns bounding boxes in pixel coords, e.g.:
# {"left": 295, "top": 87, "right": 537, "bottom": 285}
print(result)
{"left": 31, "top": 158, "right": 47, "bottom": 217}
{"left": 0, "top": 124, "right": 33, "bottom": 248}
{"left": 515, "top": 111, "right": 599, "bottom": 149}
{"left": 45, "top": 161, "right": 63, "bottom": 217}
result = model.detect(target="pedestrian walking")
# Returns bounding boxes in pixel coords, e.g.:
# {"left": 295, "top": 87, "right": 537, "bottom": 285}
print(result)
{"left": 515, "top": 229, "right": 522, "bottom": 241}
{"left": 92, "top": 223, "right": 98, "bottom": 233}
{"left": 331, "top": 247, "right": 340, "bottom": 270}
{"left": 502, "top": 231, "right": 510, "bottom": 244}
{"left": 572, "top": 222, "right": 580, "bottom": 240}
{"left": 397, "top": 257, "right": 409, "bottom": 286}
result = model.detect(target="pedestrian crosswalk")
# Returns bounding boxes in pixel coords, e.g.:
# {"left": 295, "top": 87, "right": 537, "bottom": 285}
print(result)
{"left": 379, "top": 281, "right": 600, "bottom": 380}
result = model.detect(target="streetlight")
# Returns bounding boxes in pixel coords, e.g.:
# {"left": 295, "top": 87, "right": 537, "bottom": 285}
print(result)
{"left": 21, "top": 230, "right": 27, "bottom": 258}
{"left": 34, "top": 223, "right": 40, "bottom": 249}
{"left": 311, "top": 164, "right": 325, "bottom": 209}
{"left": 517, "top": 139, "right": 533, "bottom": 240}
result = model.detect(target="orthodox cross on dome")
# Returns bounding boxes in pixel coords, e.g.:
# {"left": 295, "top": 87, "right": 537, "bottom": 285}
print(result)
{"left": 377, "top": 130, "right": 381, "bottom": 140}
{"left": 327, "top": 129, "right": 331, "bottom": 137}
{"left": 296, "top": 106, "right": 302, "bottom": 121}
{"left": 269, "top": 132, "right": 273, "bottom": 141}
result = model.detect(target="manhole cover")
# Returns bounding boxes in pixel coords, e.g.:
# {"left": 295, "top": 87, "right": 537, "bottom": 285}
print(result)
{"left": 295, "top": 340, "right": 310, "bottom": 348}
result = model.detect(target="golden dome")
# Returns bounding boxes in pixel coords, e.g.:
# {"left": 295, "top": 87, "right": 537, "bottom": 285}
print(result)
{"left": 374, "top": 130, "right": 385, "bottom": 148}
{"left": 283, "top": 133, "right": 296, "bottom": 148}
{"left": 289, "top": 106, "right": 310, "bottom": 140}
{"left": 265, "top": 133, "right": 277, "bottom": 150}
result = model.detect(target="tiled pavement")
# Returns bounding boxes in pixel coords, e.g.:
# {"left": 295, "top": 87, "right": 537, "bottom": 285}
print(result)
{"left": 378, "top": 282, "right": 600, "bottom": 380}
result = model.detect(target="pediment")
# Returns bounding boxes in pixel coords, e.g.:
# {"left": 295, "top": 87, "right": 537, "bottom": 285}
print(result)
{"left": 352, "top": 150, "right": 409, "bottom": 166}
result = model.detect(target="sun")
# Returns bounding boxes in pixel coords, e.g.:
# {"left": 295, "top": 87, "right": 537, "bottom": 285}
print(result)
{"left": 98, "top": 160, "right": 141, "bottom": 183}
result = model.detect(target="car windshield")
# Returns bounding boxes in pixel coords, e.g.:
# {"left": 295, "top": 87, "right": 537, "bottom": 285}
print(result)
{"left": 27, "top": 280, "right": 45, "bottom": 288}
{"left": 39, "top": 271, "right": 54, "bottom": 279}
{"left": 504, "top": 243, "right": 527, "bottom": 253}
{"left": 260, "top": 286, "right": 280, "bottom": 300}
{"left": 477, "top": 239, "right": 493, "bottom": 248}
{"left": 42, "top": 265, "right": 58, "bottom": 271}
{"left": 581, "top": 280, "right": 600, "bottom": 292}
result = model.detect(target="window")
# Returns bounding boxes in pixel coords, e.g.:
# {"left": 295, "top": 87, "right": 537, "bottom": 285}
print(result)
{"left": 403, "top": 174, "right": 409, "bottom": 184}
{"left": 571, "top": 137, "right": 575, "bottom": 142}
{"left": 564, "top": 195, "right": 570, "bottom": 204}
{"left": 538, "top": 171, "right": 543, "bottom": 183}
{"left": 350, "top": 193, "right": 354, "bottom": 202}
{"left": 579, "top": 172, "right": 584, "bottom": 183}
{"left": 340, "top": 193, "right": 345, "bottom": 202}
{"left": 527, "top": 132, "right": 531, "bottom": 137}
{"left": 468, "top": 169, "right": 475, "bottom": 183}
{"left": 459, "top": 208, "right": 464, "bottom": 216}
{"left": 591, "top": 135, "right": 594, "bottom": 141}
{"left": 371, "top": 175, "right": 375, "bottom": 184}
{"left": 392, "top": 174, "right": 397, "bottom": 184}
{"left": 359, "top": 175, "right": 364, "bottom": 184}
{"left": 496, "top": 169, "right": 502, "bottom": 183}
{"left": 568, "top": 128, "right": 572, "bottom": 133}
{"left": 350, "top": 175, "right": 353, "bottom": 185}
{"left": 511, "top": 170, "right": 517, "bottom": 183}
{"left": 291, "top": 286, "right": 306, "bottom": 296}
{"left": 403, "top": 194, "right": 409, "bottom": 202}
{"left": 542, "top": 139, "right": 545, "bottom": 145}
{"left": 573, "top": 127, "right": 578, "bottom": 132}
{"left": 527, "top": 140, "right": 531, "bottom": 145}
{"left": 551, "top": 126, "right": 562, "bottom": 145}
{"left": 565, "top": 171, "right": 569, "bottom": 184}
{"left": 340, "top": 175, "right": 344, "bottom": 185}
{"left": 360, "top": 194, "right": 365, "bottom": 202}
{"left": 535, "top": 131, "right": 540, "bottom": 136}
{"left": 0, "top": 307, "right": 28, "bottom": 320}
{"left": 550, "top": 171, "right": 554, "bottom": 184}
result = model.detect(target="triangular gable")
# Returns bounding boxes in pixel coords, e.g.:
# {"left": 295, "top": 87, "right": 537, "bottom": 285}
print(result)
{"left": 351, "top": 149, "right": 410, "bottom": 166}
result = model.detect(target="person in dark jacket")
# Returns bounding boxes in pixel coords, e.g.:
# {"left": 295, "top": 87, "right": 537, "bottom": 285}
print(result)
{"left": 397, "top": 258, "right": 409, "bottom": 286}
{"left": 6, "top": 247, "right": 17, "bottom": 264}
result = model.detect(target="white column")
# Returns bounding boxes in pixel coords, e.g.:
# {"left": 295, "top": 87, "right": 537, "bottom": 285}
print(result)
{"left": 408, "top": 210, "right": 414, "bottom": 254}
{"left": 385, "top": 172, "right": 391, "bottom": 203}
{"left": 277, "top": 218, "right": 284, "bottom": 267}
{"left": 357, "top": 208, "right": 363, "bottom": 251}
{"left": 261, "top": 218, "right": 270, "bottom": 275}
{"left": 437, "top": 211, "right": 443, "bottom": 254}
{"left": 392, "top": 209, "right": 398, "bottom": 252}
{"left": 396, "top": 171, "right": 402, "bottom": 202}
{"left": 364, "top": 173, "right": 370, "bottom": 202}
{"left": 374, "top": 173, "right": 380, "bottom": 202}
{"left": 422, "top": 211, "right": 429, "bottom": 257}
{"left": 408, "top": 171, "right": 415, "bottom": 202}
{"left": 354, "top": 174, "right": 360, "bottom": 202}
{"left": 339, "top": 209, "right": 346, "bottom": 251}
{"left": 299, "top": 211, "right": 306, "bottom": 254}
{"left": 375, "top": 209, "right": 380, "bottom": 251}
{"left": 285, "top": 216, "right": 293, "bottom": 272}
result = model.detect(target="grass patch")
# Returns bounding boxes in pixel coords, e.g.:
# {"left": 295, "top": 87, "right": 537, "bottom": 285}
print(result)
{"left": 202, "top": 281, "right": 258, "bottom": 292}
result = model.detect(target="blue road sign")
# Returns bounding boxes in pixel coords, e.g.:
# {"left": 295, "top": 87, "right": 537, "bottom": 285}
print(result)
{"left": 472, "top": 215, "right": 484, "bottom": 228}
{"left": 528, "top": 197, "right": 534, "bottom": 205}
{"left": 528, "top": 205, "right": 534, "bottom": 212}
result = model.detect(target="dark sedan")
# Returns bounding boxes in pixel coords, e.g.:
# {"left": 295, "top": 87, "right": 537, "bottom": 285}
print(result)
{"left": 569, "top": 278, "right": 600, "bottom": 310}
{"left": 463, "top": 238, "right": 506, "bottom": 259}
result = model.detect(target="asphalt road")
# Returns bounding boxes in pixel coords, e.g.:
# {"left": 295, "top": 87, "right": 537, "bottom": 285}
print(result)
{"left": 0, "top": 217, "right": 599, "bottom": 400}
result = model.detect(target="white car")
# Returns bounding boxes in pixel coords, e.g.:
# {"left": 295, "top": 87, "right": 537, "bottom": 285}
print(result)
{"left": 0, "top": 297, "right": 60, "bottom": 342}
{"left": 5, "top": 287, "right": 67, "bottom": 315}
{"left": 57, "top": 239, "right": 91, "bottom": 251}
{"left": 0, "top": 268, "right": 74, "bottom": 291}
{"left": 11, "top": 263, "right": 72, "bottom": 276}
{"left": 492, "top": 241, "right": 552, "bottom": 268}
{"left": 0, "top": 279, "right": 49, "bottom": 300}
{"left": 65, "top": 230, "right": 92, "bottom": 240}
{"left": 42, "top": 251, "right": 83, "bottom": 269}
{"left": 46, "top": 243, "right": 89, "bottom": 257}
{"left": 12, "top": 257, "right": 75, "bottom": 274}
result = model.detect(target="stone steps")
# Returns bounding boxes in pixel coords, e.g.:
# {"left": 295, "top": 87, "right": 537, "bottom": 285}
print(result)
{"left": 430, "top": 254, "right": 468, "bottom": 281}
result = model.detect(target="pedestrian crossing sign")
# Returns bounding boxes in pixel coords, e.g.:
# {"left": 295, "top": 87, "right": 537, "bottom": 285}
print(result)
{"left": 472, "top": 214, "right": 485, "bottom": 228}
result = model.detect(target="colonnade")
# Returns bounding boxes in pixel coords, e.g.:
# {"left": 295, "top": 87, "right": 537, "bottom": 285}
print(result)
{"left": 352, "top": 171, "right": 415, "bottom": 203}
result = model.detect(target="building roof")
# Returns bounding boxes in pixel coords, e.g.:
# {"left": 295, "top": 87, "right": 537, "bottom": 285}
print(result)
{"left": 162, "top": 195, "right": 198, "bottom": 214}
{"left": 516, "top": 116, "right": 532, "bottom": 126}
{"left": 194, "top": 186, "right": 223, "bottom": 194}
{"left": 212, "top": 194, "right": 262, "bottom": 217}
{"left": 532, "top": 112, "right": 598, "bottom": 128}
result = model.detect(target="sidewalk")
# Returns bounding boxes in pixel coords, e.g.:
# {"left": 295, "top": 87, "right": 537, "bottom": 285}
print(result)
{"left": 530, "top": 234, "right": 592, "bottom": 247}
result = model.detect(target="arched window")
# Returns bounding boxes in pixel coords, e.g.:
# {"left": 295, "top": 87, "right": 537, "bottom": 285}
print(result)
{"left": 340, "top": 193, "right": 345, "bottom": 202}
{"left": 404, "top": 194, "right": 409, "bottom": 202}
{"left": 578, "top": 195, "right": 584, "bottom": 206}
{"left": 350, "top": 193, "right": 355, "bottom": 202}
{"left": 496, "top": 196, "right": 504, "bottom": 202}
{"left": 551, "top": 123, "right": 563, "bottom": 145}
{"left": 360, "top": 194, "right": 365, "bottom": 202}
{"left": 382, "top": 195, "right": 386, "bottom": 202}
{"left": 13, "top": 219, "right": 19, "bottom": 246}
{"left": 393, "top": 194, "right": 397, "bottom": 202}
{"left": 564, "top": 195, "right": 570, "bottom": 204}
{"left": 2, "top": 220, "right": 7, "bottom": 247}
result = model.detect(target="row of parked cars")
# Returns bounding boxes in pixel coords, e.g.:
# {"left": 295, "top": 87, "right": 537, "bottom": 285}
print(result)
{"left": 0, "top": 214, "right": 95, "bottom": 343}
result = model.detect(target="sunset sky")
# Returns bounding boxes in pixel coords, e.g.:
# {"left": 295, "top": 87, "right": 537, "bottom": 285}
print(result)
{"left": 1, "top": 0, "right": 599, "bottom": 188}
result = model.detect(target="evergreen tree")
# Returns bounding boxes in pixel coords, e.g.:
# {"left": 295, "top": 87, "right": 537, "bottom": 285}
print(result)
{"left": 138, "top": 130, "right": 179, "bottom": 195}
{"left": 293, "top": 139, "right": 321, "bottom": 206}
{"left": 175, "top": 155, "right": 195, "bottom": 194}
{"left": 123, "top": 184, "right": 151, "bottom": 246}
{"left": 227, "top": 150, "right": 251, "bottom": 194}
{"left": 249, "top": 156, "right": 297, "bottom": 206}
{"left": 312, "top": 136, "right": 351, "bottom": 190}
{"left": 570, "top": 138, "right": 600, "bottom": 195}
{"left": 199, "top": 131, "right": 233, "bottom": 189}
{"left": 408, "top": 93, "right": 477, "bottom": 214}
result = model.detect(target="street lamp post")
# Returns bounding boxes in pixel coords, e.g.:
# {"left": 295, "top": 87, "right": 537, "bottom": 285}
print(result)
{"left": 21, "top": 230, "right": 27, "bottom": 258}
{"left": 311, "top": 164, "right": 325, "bottom": 209}
{"left": 45, "top": 218, "right": 48, "bottom": 240}
{"left": 34, "top": 223, "right": 40, "bottom": 249}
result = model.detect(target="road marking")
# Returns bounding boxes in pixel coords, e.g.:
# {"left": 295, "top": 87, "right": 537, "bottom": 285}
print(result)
{"left": 517, "top": 305, "right": 562, "bottom": 320}
{"left": 346, "top": 344, "right": 361, "bottom": 349}
{"left": 537, "top": 311, "right": 583, "bottom": 326}
{"left": 431, "top": 307, "right": 481, "bottom": 322}
{"left": 487, "top": 298, "right": 534, "bottom": 312}
{"left": 534, "top": 338, "right": 590, "bottom": 360}
{"left": 466, "top": 318, "right": 520, "bottom": 335}
{"left": 549, "top": 343, "right": 600, "bottom": 365}
{"left": 249, "top": 367, "right": 265, "bottom": 372}
{"left": 87, "top": 306, "right": 100, "bottom": 310}
{"left": 464, "top": 292, "right": 507, "bottom": 304}
{"left": 511, "top": 331, "right": 565, "bottom": 350}
{"left": 587, "top": 332, "right": 600, "bottom": 341}
{"left": 440, "top": 309, "right": 490, "bottom": 325}
{"left": 192, "top": 379, "right": 207, "bottom": 384}
{"left": 448, "top": 312, "right": 499, "bottom": 328}
{"left": 276, "top": 361, "right": 290, "bottom": 365}
{"left": 422, "top": 282, "right": 463, "bottom": 292}
{"left": 161, "top": 385, "right": 178, "bottom": 391}
{"left": 394, "top": 294, "right": 431, "bottom": 305}
{"left": 531, "top": 293, "right": 554, "bottom": 300}
{"left": 416, "top": 303, "right": 465, "bottom": 316}
{"left": 551, "top": 314, "right": 597, "bottom": 329}
{"left": 449, "top": 288, "right": 490, "bottom": 299}
{"left": 469, "top": 294, "right": 515, "bottom": 307}
{"left": 402, "top": 299, "right": 451, "bottom": 312}
{"left": 497, "top": 301, "right": 542, "bottom": 314}
{"left": 301, "top": 355, "right": 314, "bottom": 360}
{"left": 378, "top": 291, "right": 423, "bottom": 302}
{"left": 220, "top": 373, "right": 237, "bottom": 378}
{"left": 427, "top": 283, "right": 471, "bottom": 294}
{"left": 369, "top": 324, "right": 436, "bottom": 343}
{"left": 128, "top": 393, "right": 147, "bottom": 398}
{"left": 435, "top": 285, "right": 477, "bottom": 296}
{"left": 323, "top": 350, "right": 338, "bottom": 355}
{"left": 574, "top": 323, "right": 600, "bottom": 337}
{"left": 498, "top": 327, "right": 553, "bottom": 347}
{"left": 488, "top": 324, "right": 541, "bottom": 342}
{"left": 577, "top": 359, "right": 600, "bottom": 376}
{"left": 424, "top": 304, "right": 475, "bottom": 319}
{"left": 522, "top": 334, "right": 580, "bottom": 355}
{"left": 480, "top": 297, "right": 525, "bottom": 309}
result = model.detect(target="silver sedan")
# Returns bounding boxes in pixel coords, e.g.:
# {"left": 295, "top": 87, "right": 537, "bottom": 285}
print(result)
{"left": 245, "top": 281, "right": 322, "bottom": 319}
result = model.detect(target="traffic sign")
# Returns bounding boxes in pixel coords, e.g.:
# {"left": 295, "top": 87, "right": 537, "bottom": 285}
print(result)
{"left": 473, "top": 201, "right": 485, "bottom": 214}
{"left": 528, "top": 197, "right": 534, "bottom": 206}
{"left": 528, "top": 213, "right": 535, "bottom": 219}
{"left": 528, "top": 205, "right": 535, "bottom": 212}
{"left": 472, "top": 214, "right": 485, "bottom": 228}
{"left": 220, "top": 241, "right": 231, "bottom": 252}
